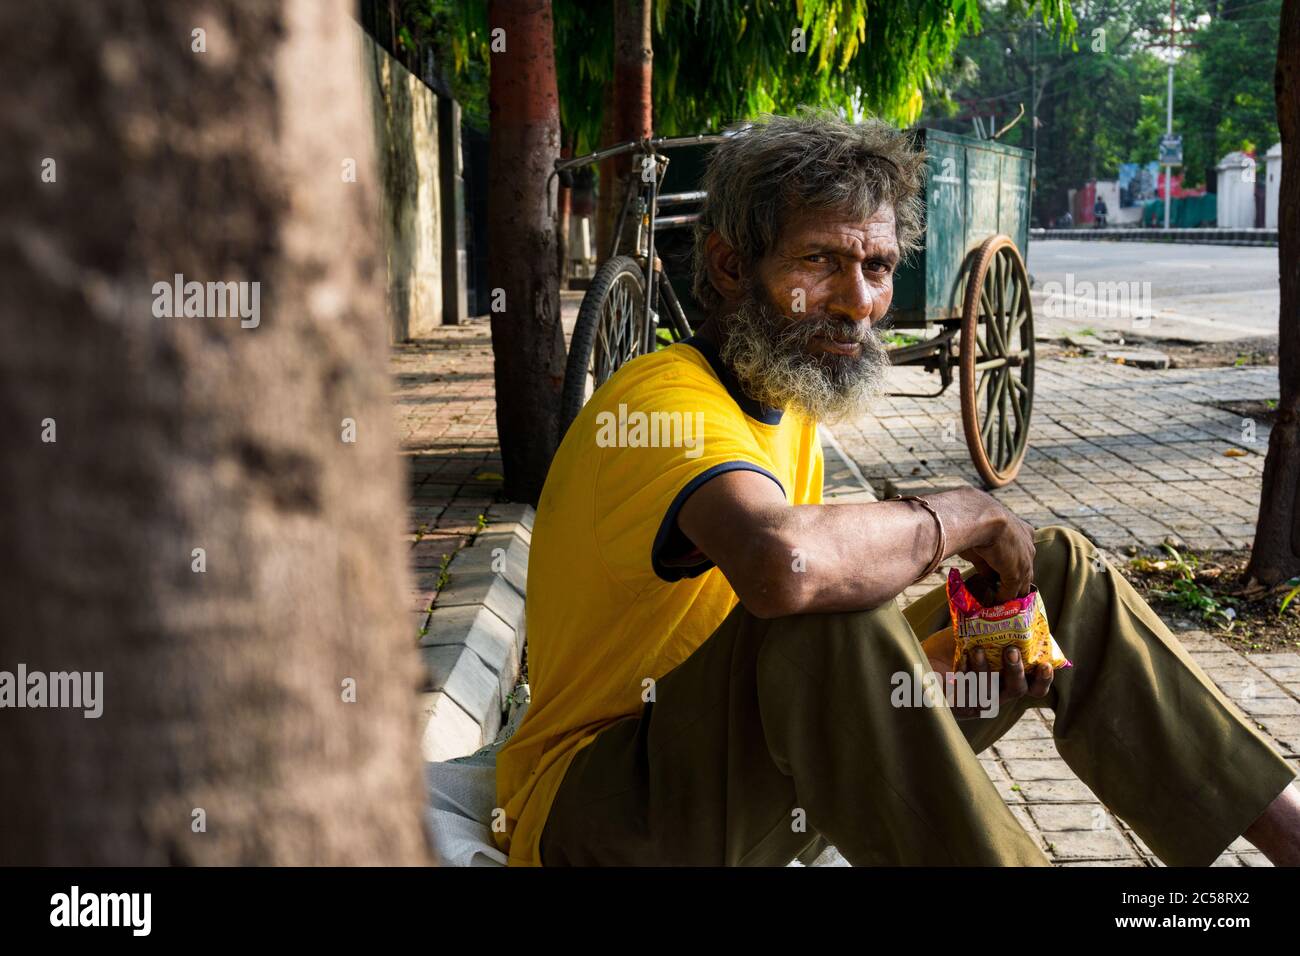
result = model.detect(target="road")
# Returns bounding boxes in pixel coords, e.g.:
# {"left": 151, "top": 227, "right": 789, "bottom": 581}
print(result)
{"left": 1026, "top": 240, "right": 1279, "bottom": 343}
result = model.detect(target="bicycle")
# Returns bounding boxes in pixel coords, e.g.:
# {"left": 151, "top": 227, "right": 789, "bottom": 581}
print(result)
{"left": 550, "top": 134, "right": 725, "bottom": 436}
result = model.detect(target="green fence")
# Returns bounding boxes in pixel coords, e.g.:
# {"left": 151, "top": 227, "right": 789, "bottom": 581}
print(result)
{"left": 1141, "top": 193, "right": 1217, "bottom": 228}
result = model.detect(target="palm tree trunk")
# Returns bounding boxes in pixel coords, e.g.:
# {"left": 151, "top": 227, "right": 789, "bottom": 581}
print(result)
{"left": 1247, "top": 0, "right": 1300, "bottom": 586}
{"left": 0, "top": 0, "right": 430, "bottom": 864}
{"left": 488, "top": 0, "right": 566, "bottom": 503}
{"left": 596, "top": 0, "right": 653, "bottom": 265}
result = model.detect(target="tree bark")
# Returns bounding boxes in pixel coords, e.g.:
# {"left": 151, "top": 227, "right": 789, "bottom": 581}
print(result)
{"left": 596, "top": 0, "right": 653, "bottom": 265}
{"left": 0, "top": 0, "right": 430, "bottom": 864}
{"left": 487, "top": 0, "right": 566, "bottom": 503}
{"left": 1246, "top": 0, "right": 1300, "bottom": 586}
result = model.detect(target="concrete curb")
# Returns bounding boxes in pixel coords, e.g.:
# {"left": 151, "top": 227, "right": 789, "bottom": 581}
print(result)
{"left": 418, "top": 503, "right": 533, "bottom": 761}
{"left": 820, "top": 424, "right": 878, "bottom": 503}
{"left": 1031, "top": 227, "right": 1277, "bottom": 247}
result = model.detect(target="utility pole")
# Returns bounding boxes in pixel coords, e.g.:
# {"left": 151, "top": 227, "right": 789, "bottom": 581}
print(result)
{"left": 1164, "top": 0, "right": 1175, "bottom": 230}
{"left": 1031, "top": 22, "right": 1037, "bottom": 158}
{"left": 1145, "top": 0, "right": 1196, "bottom": 229}
{"left": 1031, "top": 21, "right": 1038, "bottom": 217}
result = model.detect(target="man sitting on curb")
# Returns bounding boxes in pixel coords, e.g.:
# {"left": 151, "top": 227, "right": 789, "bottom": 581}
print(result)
{"left": 494, "top": 108, "right": 1300, "bottom": 867}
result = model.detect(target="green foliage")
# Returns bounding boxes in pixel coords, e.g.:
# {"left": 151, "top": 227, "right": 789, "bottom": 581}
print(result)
{"left": 1278, "top": 578, "right": 1300, "bottom": 617}
{"left": 428, "top": 1, "right": 1076, "bottom": 150}
{"left": 920, "top": 0, "right": 1281, "bottom": 218}
{"left": 403, "top": 0, "right": 490, "bottom": 129}
{"left": 1176, "top": 0, "right": 1282, "bottom": 187}
{"left": 882, "top": 331, "right": 921, "bottom": 347}
{"left": 920, "top": 0, "right": 1172, "bottom": 220}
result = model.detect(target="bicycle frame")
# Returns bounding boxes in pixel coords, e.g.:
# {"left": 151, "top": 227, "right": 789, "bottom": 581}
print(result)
{"left": 551, "top": 135, "right": 725, "bottom": 353}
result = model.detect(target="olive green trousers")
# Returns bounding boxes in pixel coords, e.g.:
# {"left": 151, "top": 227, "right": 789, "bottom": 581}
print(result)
{"left": 539, "top": 525, "right": 1297, "bottom": 866}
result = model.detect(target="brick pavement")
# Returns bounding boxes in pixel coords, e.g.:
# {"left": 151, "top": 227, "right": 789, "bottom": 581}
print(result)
{"left": 392, "top": 326, "right": 503, "bottom": 641}
{"left": 393, "top": 317, "right": 1295, "bottom": 866}
{"left": 834, "top": 354, "right": 1274, "bottom": 553}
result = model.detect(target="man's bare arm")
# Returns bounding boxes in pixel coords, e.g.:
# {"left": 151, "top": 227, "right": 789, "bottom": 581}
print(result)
{"left": 676, "top": 470, "right": 1035, "bottom": 618}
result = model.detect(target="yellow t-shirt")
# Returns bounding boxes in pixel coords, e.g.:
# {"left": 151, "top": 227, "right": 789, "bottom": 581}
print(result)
{"left": 493, "top": 336, "right": 824, "bottom": 866}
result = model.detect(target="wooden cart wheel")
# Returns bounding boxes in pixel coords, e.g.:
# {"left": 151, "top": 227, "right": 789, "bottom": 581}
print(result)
{"left": 959, "top": 235, "right": 1035, "bottom": 488}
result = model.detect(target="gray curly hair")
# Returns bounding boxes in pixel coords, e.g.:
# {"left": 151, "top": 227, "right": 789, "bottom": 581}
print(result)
{"left": 691, "top": 107, "right": 927, "bottom": 314}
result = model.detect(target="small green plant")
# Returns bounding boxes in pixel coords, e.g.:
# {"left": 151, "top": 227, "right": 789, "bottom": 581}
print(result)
{"left": 476, "top": 513, "right": 488, "bottom": 531}
{"left": 1139, "top": 544, "right": 1237, "bottom": 631}
{"left": 435, "top": 553, "right": 453, "bottom": 592}
{"left": 1277, "top": 577, "right": 1300, "bottom": 618}
{"left": 882, "top": 331, "right": 921, "bottom": 348}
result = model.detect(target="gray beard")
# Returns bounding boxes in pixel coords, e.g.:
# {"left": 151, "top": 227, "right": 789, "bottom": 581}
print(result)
{"left": 717, "top": 290, "right": 890, "bottom": 424}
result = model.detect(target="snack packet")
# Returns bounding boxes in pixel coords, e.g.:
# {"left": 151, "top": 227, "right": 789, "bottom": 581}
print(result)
{"left": 945, "top": 568, "right": 1071, "bottom": 672}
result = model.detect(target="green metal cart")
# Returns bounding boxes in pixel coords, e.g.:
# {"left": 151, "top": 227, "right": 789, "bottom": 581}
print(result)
{"left": 887, "top": 127, "right": 1036, "bottom": 488}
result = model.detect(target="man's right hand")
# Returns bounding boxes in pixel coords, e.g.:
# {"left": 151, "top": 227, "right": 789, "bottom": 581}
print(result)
{"left": 944, "top": 489, "right": 1036, "bottom": 603}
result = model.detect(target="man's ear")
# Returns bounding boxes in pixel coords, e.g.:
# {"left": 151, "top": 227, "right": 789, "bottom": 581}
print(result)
{"left": 705, "top": 231, "right": 745, "bottom": 304}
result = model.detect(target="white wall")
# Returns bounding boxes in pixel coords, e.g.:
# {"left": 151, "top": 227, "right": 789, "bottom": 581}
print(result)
{"left": 361, "top": 28, "right": 443, "bottom": 342}
{"left": 1216, "top": 152, "right": 1257, "bottom": 229}
{"left": 1265, "top": 143, "right": 1282, "bottom": 230}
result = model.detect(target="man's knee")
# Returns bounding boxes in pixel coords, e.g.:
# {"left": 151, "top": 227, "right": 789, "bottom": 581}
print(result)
{"left": 756, "top": 601, "right": 923, "bottom": 681}
{"left": 1033, "top": 524, "right": 1095, "bottom": 572}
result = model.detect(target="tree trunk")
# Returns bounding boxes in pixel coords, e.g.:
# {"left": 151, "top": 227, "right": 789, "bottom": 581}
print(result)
{"left": 1247, "top": 0, "right": 1300, "bottom": 586}
{"left": 595, "top": 0, "right": 653, "bottom": 265}
{"left": 487, "top": 0, "right": 566, "bottom": 503}
{"left": 557, "top": 139, "right": 573, "bottom": 288}
{"left": 596, "top": 81, "right": 618, "bottom": 264}
{"left": 0, "top": 0, "right": 430, "bottom": 864}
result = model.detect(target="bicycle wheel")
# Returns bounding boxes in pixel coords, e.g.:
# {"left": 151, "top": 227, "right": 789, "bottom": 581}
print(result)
{"left": 560, "top": 255, "right": 645, "bottom": 436}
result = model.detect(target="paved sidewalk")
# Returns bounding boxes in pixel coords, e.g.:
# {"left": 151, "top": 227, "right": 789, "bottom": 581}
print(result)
{"left": 835, "top": 355, "right": 1273, "bottom": 552}
{"left": 392, "top": 316, "right": 1295, "bottom": 866}
{"left": 393, "top": 329, "right": 503, "bottom": 634}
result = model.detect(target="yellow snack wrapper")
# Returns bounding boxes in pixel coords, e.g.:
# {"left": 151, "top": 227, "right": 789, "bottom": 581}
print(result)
{"left": 945, "top": 568, "right": 1071, "bottom": 672}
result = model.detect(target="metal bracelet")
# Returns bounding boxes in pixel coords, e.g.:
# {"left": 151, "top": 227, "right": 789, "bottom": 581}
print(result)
{"left": 889, "top": 494, "right": 947, "bottom": 583}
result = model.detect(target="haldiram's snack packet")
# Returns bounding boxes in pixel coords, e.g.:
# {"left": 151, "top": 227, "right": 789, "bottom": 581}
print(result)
{"left": 945, "top": 568, "right": 1072, "bottom": 672}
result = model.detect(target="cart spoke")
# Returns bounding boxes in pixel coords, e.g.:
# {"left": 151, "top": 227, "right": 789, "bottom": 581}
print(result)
{"left": 980, "top": 288, "right": 1005, "bottom": 357}
{"left": 1009, "top": 373, "right": 1029, "bottom": 449}
{"left": 1005, "top": 265, "right": 1021, "bottom": 337}
{"left": 997, "top": 252, "right": 1014, "bottom": 357}
{"left": 998, "top": 383, "right": 1012, "bottom": 467}
{"left": 981, "top": 368, "right": 1004, "bottom": 447}
{"left": 994, "top": 252, "right": 1006, "bottom": 330}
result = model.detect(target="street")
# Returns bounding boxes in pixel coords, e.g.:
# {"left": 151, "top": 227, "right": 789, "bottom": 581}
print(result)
{"left": 1028, "top": 239, "right": 1280, "bottom": 343}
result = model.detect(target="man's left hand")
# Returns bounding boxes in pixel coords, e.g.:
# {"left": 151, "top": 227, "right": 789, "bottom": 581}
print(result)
{"left": 921, "top": 628, "right": 1054, "bottom": 720}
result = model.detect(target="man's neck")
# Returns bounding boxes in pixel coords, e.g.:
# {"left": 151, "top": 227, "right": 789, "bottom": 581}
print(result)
{"left": 686, "top": 314, "right": 785, "bottom": 423}
{"left": 692, "top": 314, "right": 724, "bottom": 352}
